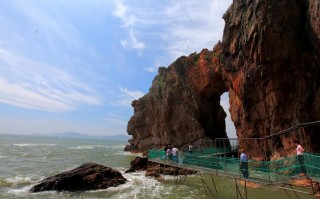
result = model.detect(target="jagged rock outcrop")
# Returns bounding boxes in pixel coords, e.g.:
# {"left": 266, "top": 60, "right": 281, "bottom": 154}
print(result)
{"left": 30, "top": 163, "right": 126, "bottom": 192}
{"left": 124, "top": 156, "right": 197, "bottom": 177}
{"left": 127, "top": 0, "right": 320, "bottom": 157}
{"left": 125, "top": 156, "right": 148, "bottom": 173}
{"left": 220, "top": 0, "right": 320, "bottom": 157}
{"left": 127, "top": 47, "right": 228, "bottom": 151}
{"left": 146, "top": 163, "right": 197, "bottom": 177}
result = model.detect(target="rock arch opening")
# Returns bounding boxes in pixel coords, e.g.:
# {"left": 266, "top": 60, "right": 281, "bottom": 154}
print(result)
{"left": 220, "top": 92, "right": 236, "bottom": 138}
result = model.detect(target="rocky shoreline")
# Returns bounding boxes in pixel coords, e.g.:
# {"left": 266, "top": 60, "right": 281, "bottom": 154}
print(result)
{"left": 125, "top": 156, "right": 197, "bottom": 178}
{"left": 30, "top": 157, "right": 197, "bottom": 192}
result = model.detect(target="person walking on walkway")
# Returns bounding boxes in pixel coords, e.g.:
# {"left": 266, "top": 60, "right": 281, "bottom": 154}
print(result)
{"left": 171, "top": 146, "right": 179, "bottom": 163}
{"left": 240, "top": 149, "right": 249, "bottom": 178}
{"left": 294, "top": 140, "right": 306, "bottom": 175}
{"left": 188, "top": 143, "right": 193, "bottom": 153}
{"left": 166, "top": 147, "right": 172, "bottom": 161}
{"left": 178, "top": 149, "right": 184, "bottom": 165}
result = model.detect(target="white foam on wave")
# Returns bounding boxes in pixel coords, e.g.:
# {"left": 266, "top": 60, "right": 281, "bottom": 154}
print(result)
{"left": 5, "top": 176, "right": 34, "bottom": 185}
{"left": 7, "top": 185, "right": 33, "bottom": 195}
{"left": 69, "top": 144, "right": 125, "bottom": 150}
{"left": 105, "top": 145, "right": 126, "bottom": 149}
{"left": 113, "top": 151, "right": 143, "bottom": 156}
{"left": 0, "top": 155, "right": 8, "bottom": 159}
{"left": 95, "top": 144, "right": 124, "bottom": 149}
{"left": 13, "top": 143, "right": 56, "bottom": 147}
{"left": 4, "top": 175, "right": 53, "bottom": 197}
{"left": 69, "top": 145, "right": 95, "bottom": 150}
{"left": 103, "top": 171, "right": 171, "bottom": 199}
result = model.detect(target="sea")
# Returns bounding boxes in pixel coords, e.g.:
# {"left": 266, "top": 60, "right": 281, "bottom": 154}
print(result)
{"left": 0, "top": 134, "right": 314, "bottom": 199}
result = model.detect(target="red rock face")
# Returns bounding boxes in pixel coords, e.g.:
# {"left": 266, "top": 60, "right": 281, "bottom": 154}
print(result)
{"left": 221, "top": 0, "right": 320, "bottom": 157}
{"left": 127, "top": 0, "right": 320, "bottom": 156}
{"left": 127, "top": 49, "right": 228, "bottom": 151}
{"left": 186, "top": 45, "right": 226, "bottom": 97}
{"left": 310, "top": 0, "right": 320, "bottom": 40}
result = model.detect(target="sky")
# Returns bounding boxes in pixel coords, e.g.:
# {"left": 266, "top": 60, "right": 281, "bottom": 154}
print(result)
{"left": 0, "top": 0, "right": 235, "bottom": 137}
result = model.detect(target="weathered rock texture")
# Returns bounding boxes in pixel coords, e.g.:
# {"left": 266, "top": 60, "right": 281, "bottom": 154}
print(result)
{"left": 127, "top": 0, "right": 320, "bottom": 157}
{"left": 30, "top": 163, "right": 126, "bottom": 192}
{"left": 125, "top": 156, "right": 197, "bottom": 177}
{"left": 125, "top": 156, "right": 148, "bottom": 173}
{"left": 127, "top": 47, "right": 228, "bottom": 151}
{"left": 221, "top": 0, "right": 320, "bottom": 157}
{"left": 146, "top": 162, "right": 197, "bottom": 177}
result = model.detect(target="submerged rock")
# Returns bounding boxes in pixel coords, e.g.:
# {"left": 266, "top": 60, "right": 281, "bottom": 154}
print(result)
{"left": 30, "top": 163, "right": 126, "bottom": 192}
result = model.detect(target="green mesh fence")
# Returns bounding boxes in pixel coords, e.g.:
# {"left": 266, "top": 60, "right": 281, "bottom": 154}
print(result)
{"left": 148, "top": 149, "right": 320, "bottom": 183}
{"left": 148, "top": 149, "right": 166, "bottom": 160}
{"left": 183, "top": 147, "right": 232, "bottom": 155}
{"left": 305, "top": 153, "right": 320, "bottom": 180}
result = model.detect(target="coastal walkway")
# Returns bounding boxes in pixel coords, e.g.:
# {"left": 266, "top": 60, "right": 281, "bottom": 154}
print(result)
{"left": 147, "top": 121, "right": 320, "bottom": 198}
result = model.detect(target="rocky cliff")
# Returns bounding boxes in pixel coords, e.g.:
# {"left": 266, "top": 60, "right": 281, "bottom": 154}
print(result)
{"left": 221, "top": 0, "right": 320, "bottom": 157}
{"left": 127, "top": 0, "right": 320, "bottom": 157}
{"left": 127, "top": 47, "right": 228, "bottom": 151}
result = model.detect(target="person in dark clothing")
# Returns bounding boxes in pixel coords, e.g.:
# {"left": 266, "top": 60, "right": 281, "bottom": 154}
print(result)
{"left": 240, "top": 149, "right": 249, "bottom": 178}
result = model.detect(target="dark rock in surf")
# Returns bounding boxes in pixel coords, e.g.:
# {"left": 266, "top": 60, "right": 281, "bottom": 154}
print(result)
{"left": 30, "top": 163, "right": 126, "bottom": 192}
{"left": 125, "top": 156, "right": 148, "bottom": 173}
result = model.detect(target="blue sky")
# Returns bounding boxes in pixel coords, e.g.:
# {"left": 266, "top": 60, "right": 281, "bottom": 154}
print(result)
{"left": 0, "top": 0, "right": 235, "bottom": 137}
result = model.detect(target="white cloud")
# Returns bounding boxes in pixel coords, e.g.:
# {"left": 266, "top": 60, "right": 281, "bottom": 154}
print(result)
{"left": 113, "top": 0, "right": 137, "bottom": 27}
{"left": 9, "top": 1, "right": 82, "bottom": 51}
{"left": 146, "top": 66, "right": 158, "bottom": 73}
{"left": 113, "top": 1, "right": 127, "bottom": 18}
{"left": 113, "top": 1, "right": 144, "bottom": 50}
{"left": 120, "top": 28, "right": 145, "bottom": 49}
{"left": 104, "top": 117, "right": 127, "bottom": 126}
{"left": 112, "top": 0, "right": 232, "bottom": 72}
{"left": 0, "top": 77, "right": 72, "bottom": 112}
{"left": 145, "top": 58, "right": 165, "bottom": 72}
{"left": 119, "top": 87, "right": 144, "bottom": 99}
{"left": 0, "top": 1, "right": 109, "bottom": 113}
{"left": 0, "top": 48, "right": 102, "bottom": 112}
{"left": 161, "top": 0, "right": 232, "bottom": 60}
{"left": 116, "top": 86, "right": 144, "bottom": 107}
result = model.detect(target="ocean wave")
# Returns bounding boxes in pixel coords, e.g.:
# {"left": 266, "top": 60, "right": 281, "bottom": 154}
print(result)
{"left": 7, "top": 185, "right": 33, "bottom": 195}
{"left": 13, "top": 143, "right": 56, "bottom": 147}
{"left": 69, "top": 145, "right": 95, "bottom": 150}
{"left": 69, "top": 144, "right": 125, "bottom": 150}
{"left": 95, "top": 144, "right": 126, "bottom": 149}
{"left": 0, "top": 155, "right": 8, "bottom": 159}
{"left": 4, "top": 176, "right": 34, "bottom": 186}
{"left": 110, "top": 171, "right": 169, "bottom": 199}
{"left": 113, "top": 152, "right": 143, "bottom": 156}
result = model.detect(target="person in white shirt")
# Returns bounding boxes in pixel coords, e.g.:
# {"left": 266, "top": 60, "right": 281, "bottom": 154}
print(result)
{"left": 240, "top": 149, "right": 249, "bottom": 178}
{"left": 294, "top": 140, "right": 306, "bottom": 175}
{"left": 171, "top": 146, "right": 179, "bottom": 163}
{"left": 188, "top": 143, "right": 193, "bottom": 153}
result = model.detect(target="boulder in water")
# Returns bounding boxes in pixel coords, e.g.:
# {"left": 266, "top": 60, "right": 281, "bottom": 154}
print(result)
{"left": 125, "top": 156, "right": 148, "bottom": 173}
{"left": 30, "top": 163, "right": 127, "bottom": 192}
